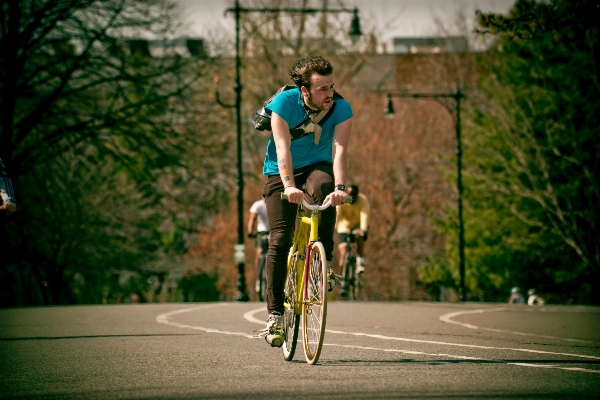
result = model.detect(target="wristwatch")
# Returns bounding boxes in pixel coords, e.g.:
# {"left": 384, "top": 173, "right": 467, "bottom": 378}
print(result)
{"left": 335, "top": 184, "right": 346, "bottom": 191}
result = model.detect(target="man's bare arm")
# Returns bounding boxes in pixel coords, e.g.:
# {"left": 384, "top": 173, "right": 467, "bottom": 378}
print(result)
{"left": 247, "top": 212, "right": 257, "bottom": 235}
{"left": 325, "top": 118, "right": 352, "bottom": 206}
{"left": 272, "top": 112, "right": 305, "bottom": 204}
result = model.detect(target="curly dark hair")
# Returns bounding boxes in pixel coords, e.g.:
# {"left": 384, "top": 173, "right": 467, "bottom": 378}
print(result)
{"left": 289, "top": 55, "right": 333, "bottom": 89}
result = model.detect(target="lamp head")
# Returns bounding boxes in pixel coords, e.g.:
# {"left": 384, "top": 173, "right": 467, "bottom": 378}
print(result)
{"left": 384, "top": 94, "right": 395, "bottom": 118}
{"left": 349, "top": 8, "right": 362, "bottom": 43}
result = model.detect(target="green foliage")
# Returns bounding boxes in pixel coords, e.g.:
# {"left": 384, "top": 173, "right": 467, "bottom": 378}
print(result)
{"left": 420, "top": 0, "right": 600, "bottom": 304}
{"left": 179, "top": 271, "right": 220, "bottom": 302}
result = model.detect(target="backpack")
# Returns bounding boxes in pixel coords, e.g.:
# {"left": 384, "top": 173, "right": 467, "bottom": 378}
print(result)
{"left": 252, "top": 85, "right": 343, "bottom": 142}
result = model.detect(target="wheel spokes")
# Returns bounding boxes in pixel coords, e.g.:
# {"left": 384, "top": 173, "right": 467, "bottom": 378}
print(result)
{"left": 283, "top": 254, "right": 300, "bottom": 360}
{"left": 304, "top": 248, "right": 324, "bottom": 355}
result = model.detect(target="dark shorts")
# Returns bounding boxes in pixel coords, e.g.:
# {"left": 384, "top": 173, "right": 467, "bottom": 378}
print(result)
{"left": 255, "top": 231, "right": 269, "bottom": 251}
{"left": 338, "top": 232, "right": 356, "bottom": 244}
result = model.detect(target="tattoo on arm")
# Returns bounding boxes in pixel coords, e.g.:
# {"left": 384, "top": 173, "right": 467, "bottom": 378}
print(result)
{"left": 279, "top": 158, "right": 292, "bottom": 185}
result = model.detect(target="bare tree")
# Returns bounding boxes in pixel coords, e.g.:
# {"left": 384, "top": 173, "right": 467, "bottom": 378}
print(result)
{"left": 0, "top": 0, "right": 233, "bottom": 305}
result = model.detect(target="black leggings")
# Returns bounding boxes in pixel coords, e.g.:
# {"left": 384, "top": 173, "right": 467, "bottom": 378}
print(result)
{"left": 261, "top": 162, "right": 336, "bottom": 315}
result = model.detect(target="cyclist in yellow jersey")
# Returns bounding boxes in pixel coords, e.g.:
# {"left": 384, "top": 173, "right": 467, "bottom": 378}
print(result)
{"left": 336, "top": 185, "right": 370, "bottom": 276}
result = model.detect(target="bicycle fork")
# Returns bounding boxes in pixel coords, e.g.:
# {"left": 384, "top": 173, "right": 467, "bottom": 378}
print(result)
{"left": 302, "top": 212, "right": 321, "bottom": 308}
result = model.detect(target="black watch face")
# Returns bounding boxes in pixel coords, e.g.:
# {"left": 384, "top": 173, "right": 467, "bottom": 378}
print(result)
{"left": 336, "top": 185, "right": 346, "bottom": 191}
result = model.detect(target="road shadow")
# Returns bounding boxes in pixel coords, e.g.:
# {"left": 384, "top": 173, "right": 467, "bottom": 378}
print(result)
{"left": 0, "top": 333, "right": 201, "bottom": 341}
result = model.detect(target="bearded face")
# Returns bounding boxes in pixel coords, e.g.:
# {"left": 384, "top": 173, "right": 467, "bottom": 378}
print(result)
{"left": 304, "top": 73, "right": 334, "bottom": 111}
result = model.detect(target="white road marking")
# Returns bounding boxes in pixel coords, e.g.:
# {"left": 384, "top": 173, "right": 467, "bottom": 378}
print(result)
{"left": 326, "top": 344, "right": 600, "bottom": 374}
{"left": 325, "top": 328, "right": 600, "bottom": 360}
{"left": 156, "top": 304, "right": 258, "bottom": 339}
{"left": 245, "top": 307, "right": 600, "bottom": 360}
{"left": 508, "top": 363, "right": 600, "bottom": 374}
{"left": 439, "top": 308, "right": 592, "bottom": 343}
{"left": 325, "top": 343, "right": 483, "bottom": 360}
{"left": 243, "top": 307, "right": 267, "bottom": 324}
{"left": 158, "top": 305, "right": 600, "bottom": 373}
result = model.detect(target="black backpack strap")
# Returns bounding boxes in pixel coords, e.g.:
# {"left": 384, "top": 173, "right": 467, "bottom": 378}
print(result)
{"left": 254, "top": 87, "right": 343, "bottom": 135}
{"left": 289, "top": 102, "right": 338, "bottom": 141}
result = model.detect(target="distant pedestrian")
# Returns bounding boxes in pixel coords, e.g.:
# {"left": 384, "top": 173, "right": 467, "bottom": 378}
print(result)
{"left": 508, "top": 287, "right": 525, "bottom": 304}
{"left": 527, "top": 288, "right": 545, "bottom": 305}
{"left": 0, "top": 157, "right": 16, "bottom": 215}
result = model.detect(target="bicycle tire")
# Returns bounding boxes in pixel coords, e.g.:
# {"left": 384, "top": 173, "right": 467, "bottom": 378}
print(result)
{"left": 353, "top": 269, "right": 362, "bottom": 300}
{"left": 348, "top": 252, "right": 357, "bottom": 301}
{"left": 258, "top": 254, "right": 267, "bottom": 302}
{"left": 302, "top": 241, "right": 327, "bottom": 365}
{"left": 341, "top": 251, "right": 351, "bottom": 300}
{"left": 282, "top": 252, "right": 300, "bottom": 361}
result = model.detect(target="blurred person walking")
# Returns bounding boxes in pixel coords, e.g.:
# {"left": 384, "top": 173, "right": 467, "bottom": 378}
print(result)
{"left": 508, "top": 287, "right": 525, "bottom": 304}
{"left": 527, "top": 288, "right": 545, "bottom": 305}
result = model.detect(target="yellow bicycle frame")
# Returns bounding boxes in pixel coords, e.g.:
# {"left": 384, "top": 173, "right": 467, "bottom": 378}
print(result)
{"left": 285, "top": 206, "right": 320, "bottom": 315}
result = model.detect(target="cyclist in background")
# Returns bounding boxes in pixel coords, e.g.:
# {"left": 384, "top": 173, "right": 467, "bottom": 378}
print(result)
{"left": 247, "top": 198, "right": 270, "bottom": 294}
{"left": 259, "top": 55, "right": 352, "bottom": 347}
{"left": 336, "top": 185, "right": 370, "bottom": 278}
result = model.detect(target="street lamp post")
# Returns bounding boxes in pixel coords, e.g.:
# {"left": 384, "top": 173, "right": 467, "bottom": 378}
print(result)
{"left": 384, "top": 88, "right": 467, "bottom": 301}
{"left": 218, "top": 0, "right": 362, "bottom": 302}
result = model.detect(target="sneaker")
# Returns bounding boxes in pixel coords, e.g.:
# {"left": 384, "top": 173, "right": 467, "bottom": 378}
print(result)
{"left": 356, "top": 258, "right": 365, "bottom": 274}
{"left": 255, "top": 280, "right": 260, "bottom": 293}
{"left": 262, "top": 312, "right": 284, "bottom": 347}
{"left": 327, "top": 261, "right": 341, "bottom": 292}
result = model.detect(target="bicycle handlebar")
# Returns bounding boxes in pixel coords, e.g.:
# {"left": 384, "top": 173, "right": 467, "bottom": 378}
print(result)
{"left": 280, "top": 193, "right": 352, "bottom": 210}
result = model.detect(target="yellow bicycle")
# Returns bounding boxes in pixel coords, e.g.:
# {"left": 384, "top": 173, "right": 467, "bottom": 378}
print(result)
{"left": 281, "top": 193, "right": 350, "bottom": 365}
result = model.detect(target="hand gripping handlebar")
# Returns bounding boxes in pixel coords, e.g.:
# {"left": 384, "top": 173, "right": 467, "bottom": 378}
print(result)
{"left": 280, "top": 192, "right": 353, "bottom": 211}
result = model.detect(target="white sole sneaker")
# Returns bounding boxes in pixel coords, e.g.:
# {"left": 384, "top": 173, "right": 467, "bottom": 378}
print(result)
{"left": 265, "top": 334, "right": 283, "bottom": 348}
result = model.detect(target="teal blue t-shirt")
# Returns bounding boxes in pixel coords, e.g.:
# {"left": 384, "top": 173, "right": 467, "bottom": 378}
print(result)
{"left": 262, "top": 87, "right": 353, "bottom": 176}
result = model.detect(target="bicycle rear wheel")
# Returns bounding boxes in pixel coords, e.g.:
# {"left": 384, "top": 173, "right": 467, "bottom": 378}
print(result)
{"left": 302, "top": 241, "right": 327, "bottom": 365}
{"left": 282, "top": 252, "right": 300, "bottom": 361}
{"left": 341, "top": 252, "right": 351, "bottom": 300}
{"left": 352, "top": 262, "right": 361, "bottom": 301}
{"left": 257, "top": 254, "right": 267, "bottom": 302}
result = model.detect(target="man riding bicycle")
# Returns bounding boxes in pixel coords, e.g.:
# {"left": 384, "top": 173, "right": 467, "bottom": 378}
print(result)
{"left": 259, "top": 55, "right": 353, "bottom": 347}
{"left": 336, "top": 185, "right": 370, "bottom": 291}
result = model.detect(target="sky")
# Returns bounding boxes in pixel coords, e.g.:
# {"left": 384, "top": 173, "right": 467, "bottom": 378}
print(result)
{"left": 176, "top": 0, "right": 516, "bottom": 44}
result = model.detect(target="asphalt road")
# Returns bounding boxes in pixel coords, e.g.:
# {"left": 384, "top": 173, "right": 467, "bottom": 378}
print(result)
{"left": 1, "top": 301, "right": 599, "bottom": 399}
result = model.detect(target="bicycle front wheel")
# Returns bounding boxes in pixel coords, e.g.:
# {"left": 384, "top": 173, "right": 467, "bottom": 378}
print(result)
{"left": 282, "top": 252, "right": 300, "bottom": 361}
{"left": 302, "top": 241, "right": 327, "bottom": 365}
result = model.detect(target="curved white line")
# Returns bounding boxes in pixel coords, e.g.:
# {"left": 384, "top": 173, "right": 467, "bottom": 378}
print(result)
{"left": 243, "top": 307, "right": 267, "bottom": 324}
{"left": 156, "top": 303, "right": 257, "bottom": 339}
{"left": 161, "top": 305, "right": 600, "bottom": 373}
{"left": 325, "top": 344, "right": 600, "bottom": 374}
{"left": 243, "top": 306, "right": 599, "bottom": 360}
{"left": 325, "top": 343, "right": 483, "bottom": 360}
{"left": 325, "top": 329, "right": 600, "bottom": 360}
{"left": 439, "top": 308, "right": 592, "bottom": 343}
